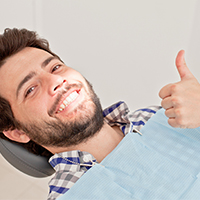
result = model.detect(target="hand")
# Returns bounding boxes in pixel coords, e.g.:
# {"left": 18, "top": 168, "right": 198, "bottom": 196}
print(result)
{"left": 159, "top": 50, "right": 200, "bottom": 128}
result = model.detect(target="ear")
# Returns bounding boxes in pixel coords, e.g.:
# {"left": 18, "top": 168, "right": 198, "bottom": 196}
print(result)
{"left": 3, "top": 129, "right": 30, "bottom": 143}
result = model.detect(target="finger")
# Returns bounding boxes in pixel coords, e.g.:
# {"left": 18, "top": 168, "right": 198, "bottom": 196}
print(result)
{"left": 159, "top": 83, "right": 173, "bottom": 99}
{"left": 176, "top": 50, "right": 194, "bottom": 80}
{"left": 165, "top": 108, "right": 176, "bottom": 118}
{"left": 161, "top": 96, "right": 174, "bottom": 110}
{"left": 168, "top": 118, "right": 187, "bottom": 129}
{"left": 168, "top": 118, "right": 179, "bottom": 128}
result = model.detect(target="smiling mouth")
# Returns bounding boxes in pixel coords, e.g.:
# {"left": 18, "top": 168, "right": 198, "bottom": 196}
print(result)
{"left": 56, "top": 90, "right": 79, "bottom": 113}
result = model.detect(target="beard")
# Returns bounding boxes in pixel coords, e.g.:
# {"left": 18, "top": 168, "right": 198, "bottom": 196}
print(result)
{"left": 17, "top": 80, "right": 104, "bottom": 148}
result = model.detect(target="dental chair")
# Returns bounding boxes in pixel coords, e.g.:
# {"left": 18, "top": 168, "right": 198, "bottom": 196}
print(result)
{"left": 0, "top": 135, "right": 55, "bottom": 177}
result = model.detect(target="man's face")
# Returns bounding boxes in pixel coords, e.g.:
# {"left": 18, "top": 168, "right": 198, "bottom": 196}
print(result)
{"left": 0, "top": 47, "right": 104, "bottom": 147}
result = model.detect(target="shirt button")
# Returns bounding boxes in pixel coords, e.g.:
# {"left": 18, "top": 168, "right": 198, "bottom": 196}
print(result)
{"left": 83, "top": 156, "right": 91, "bottom": 162}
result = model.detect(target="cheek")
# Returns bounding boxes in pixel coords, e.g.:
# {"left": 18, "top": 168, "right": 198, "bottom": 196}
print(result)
{"left": 12, "top": 98, "right": 50, "bottom": 124}
{"left": 27, "top": 97, "right": 52, "bottom": 120}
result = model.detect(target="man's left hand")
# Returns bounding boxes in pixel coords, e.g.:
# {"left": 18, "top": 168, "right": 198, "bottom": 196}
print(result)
{"left": 159, "top": 50, "right": 200, "bottom": 128}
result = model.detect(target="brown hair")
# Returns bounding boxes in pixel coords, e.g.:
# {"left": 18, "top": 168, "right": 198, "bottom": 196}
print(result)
{"left": 0, "top": 28, "right": 61, "bottom": 157}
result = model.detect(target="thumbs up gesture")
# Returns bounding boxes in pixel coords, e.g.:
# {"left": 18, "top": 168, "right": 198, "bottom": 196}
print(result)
{"left": 159, "top": 50, "right": 200, "bottom": 128}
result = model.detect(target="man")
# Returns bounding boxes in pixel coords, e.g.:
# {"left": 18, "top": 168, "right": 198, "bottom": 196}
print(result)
{"left": 0, "top": 28, "right": 200, "bottom": 200}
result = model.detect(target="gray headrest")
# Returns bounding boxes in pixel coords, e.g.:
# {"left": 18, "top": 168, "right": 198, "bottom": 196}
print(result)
{"left": 0, "top": 138, "right": 55, "bottom": 177}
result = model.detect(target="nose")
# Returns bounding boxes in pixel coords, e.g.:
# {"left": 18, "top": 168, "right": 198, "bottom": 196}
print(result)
{"left": 53, "top": 79, "right": 67, "bottom": 91}
{"left": 47, "top": 74, "right": 67, "bottom": 96}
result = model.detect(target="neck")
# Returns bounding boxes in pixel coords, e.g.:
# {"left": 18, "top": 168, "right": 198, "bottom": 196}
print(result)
{"left": 45, "top": 122, "right": 124, "bottom": 162}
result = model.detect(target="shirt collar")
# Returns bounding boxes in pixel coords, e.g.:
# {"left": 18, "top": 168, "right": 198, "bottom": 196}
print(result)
{"left": 103, "top": 101, "right": 133, "bottom": 134}
{"left": 49, "top": 150, "right": 96, "bottom": 172}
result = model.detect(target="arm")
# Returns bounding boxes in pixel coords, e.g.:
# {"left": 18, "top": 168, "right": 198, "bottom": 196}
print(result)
{"left": 159, "top": 50, "right": 200, "bottom": 128}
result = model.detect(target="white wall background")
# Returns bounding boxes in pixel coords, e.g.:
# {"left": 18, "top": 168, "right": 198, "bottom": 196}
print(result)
{"left": 0, "top": 0, "right": 199, "bottom": 199}
{"left": 1, "top": 0, "right": 199, "bottom": 111}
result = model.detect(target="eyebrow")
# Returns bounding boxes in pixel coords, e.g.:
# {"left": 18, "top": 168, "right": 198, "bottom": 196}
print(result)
{"left": 16, "top": 56, "right": 58, "bottom": 98}
{"left": 16, "top": 71, "right": 36, "bottom": 98}
{"left": 41, "top": 56, "right": 58, "bottom": 68}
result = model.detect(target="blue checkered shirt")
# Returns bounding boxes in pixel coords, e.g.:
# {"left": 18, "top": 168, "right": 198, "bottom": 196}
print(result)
{"left": 47, "top": 101, "right": 161, "bottom": 200}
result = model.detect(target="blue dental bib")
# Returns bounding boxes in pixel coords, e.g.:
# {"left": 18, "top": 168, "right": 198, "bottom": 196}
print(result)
{"left": 58, "top": 109, "right": 200, "bottom": 199}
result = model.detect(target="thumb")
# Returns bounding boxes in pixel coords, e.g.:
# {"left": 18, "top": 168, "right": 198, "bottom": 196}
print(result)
{"left": 176, "top": 50, "right": 194, "bottom": 80}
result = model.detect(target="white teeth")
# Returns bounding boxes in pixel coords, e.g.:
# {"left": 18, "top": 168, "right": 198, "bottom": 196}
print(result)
{"left": 56, "top": 91, "right": 79, "bottom": 113}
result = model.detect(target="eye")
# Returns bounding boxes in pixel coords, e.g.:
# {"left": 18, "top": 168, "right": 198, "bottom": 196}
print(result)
{"left": 52, "top": 64, "right": 62, "bottom": 73}
{"left": 25, "top": 86, "right": 35, "bottom": 98}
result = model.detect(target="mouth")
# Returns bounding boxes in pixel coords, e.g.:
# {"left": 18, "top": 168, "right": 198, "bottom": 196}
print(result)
{"left": 56, "top": 90, "right": 80, "bottom": 114}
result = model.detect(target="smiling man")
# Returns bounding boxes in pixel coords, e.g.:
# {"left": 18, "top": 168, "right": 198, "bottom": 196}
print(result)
{"left": 0, "top": 46, "right": 105, "bottom": 149}
{"left": 1, "top": 28, "right": 200, "bottom": 200}
{"left": 0, "top": 29, "right": 133, "bottom": 199}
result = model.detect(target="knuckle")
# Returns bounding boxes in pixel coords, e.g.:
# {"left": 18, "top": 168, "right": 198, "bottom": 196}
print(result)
{"left": 174, "top": 108, "right": 182, "bottom": 117}
{"left": 176, "top": 117, "right": 185, "bottom": 126}
{"left": 170, "top": 84, "right": 178, "bottom": 93}
{"left": 171, "top": 97, "right": 180, "bottom": 106}
{"left": 174, "top": 108, "right": 186, "bottom": 126}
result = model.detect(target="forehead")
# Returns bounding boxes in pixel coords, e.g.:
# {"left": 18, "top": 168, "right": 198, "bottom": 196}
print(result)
{"left": 3, "top": 47, "right": 52, "bottom": 69}
{"left": 0, "top": 47, "right": 53, "bottom": 100}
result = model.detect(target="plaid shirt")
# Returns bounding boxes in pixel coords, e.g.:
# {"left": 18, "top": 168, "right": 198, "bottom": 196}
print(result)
{"left": 47, "top": 101, "right": 161, "bottom": 200}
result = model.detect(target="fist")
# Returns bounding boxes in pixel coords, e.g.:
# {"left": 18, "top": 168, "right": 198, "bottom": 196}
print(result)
{"left": 159, "top": 50, "right": 200, "bottom": 128}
